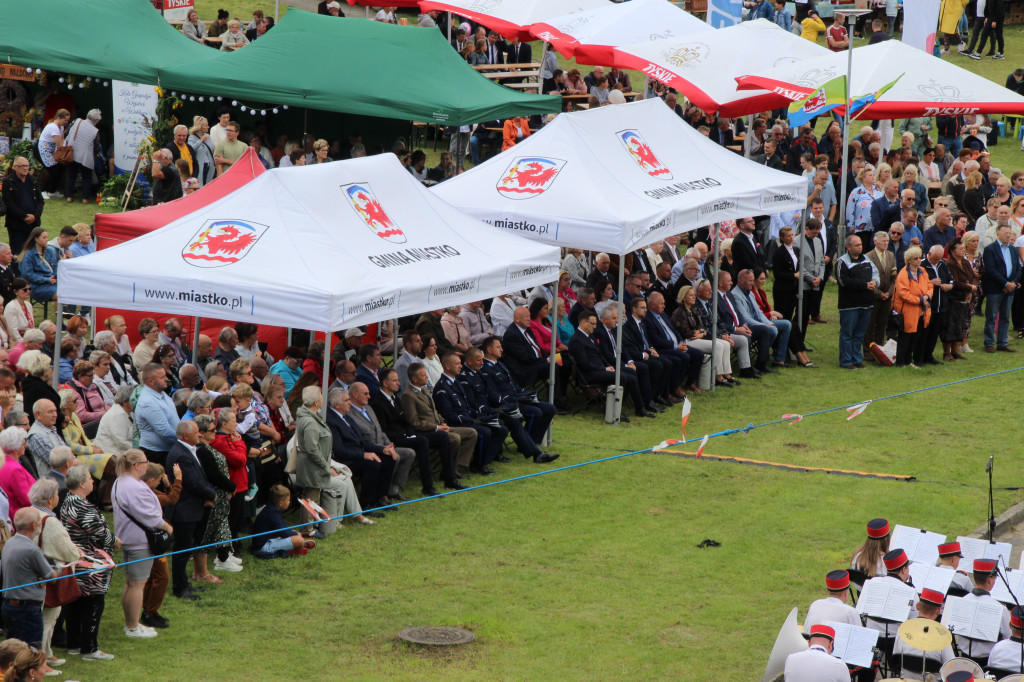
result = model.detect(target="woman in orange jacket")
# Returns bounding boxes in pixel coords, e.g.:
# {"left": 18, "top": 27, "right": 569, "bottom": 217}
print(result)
{"left": 893, "top": 246, "right": 933, "bottom": 367}
{"left": 502, "top": 117, "right": 531, "bottom": 151}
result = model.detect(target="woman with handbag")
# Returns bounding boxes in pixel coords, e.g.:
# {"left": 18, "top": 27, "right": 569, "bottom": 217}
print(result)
{"left": 64, "top": 109, "right": 101, "bottom": 204}
{"left": 29, "top": 478, "right": 81, "bottom": 674}
{"left": 112, "top": 448, "right": 171, "bottom": 639}
{"left": 38, "top": 109, "right": 70, "bottom": 197}
{"left": 59, "top": 464, "right": 120, "bottom": 661}
{"left": 892, "top": 246, "right": 934, "bottom": 368}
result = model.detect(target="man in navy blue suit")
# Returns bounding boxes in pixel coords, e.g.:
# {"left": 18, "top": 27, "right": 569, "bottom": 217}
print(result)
{"left": 325, "top": 387, "right": 395, "bottom": 511}
{"left": 982, "top": 224, "right": 1022, "bottom": 352}
{"left": 433, "top": 353, "right": 500, "bottom": 474}
{"left": 643, "top": 291, "right": 705, "bottom": 392}
{"left": 165, "top": 420, "right": 215, "bottom": 601}
{"left": 567, "top": 310, "right": 654, "bottom": 420}
{"left": 354, "top": 344, "right": 382, "bottom": 396}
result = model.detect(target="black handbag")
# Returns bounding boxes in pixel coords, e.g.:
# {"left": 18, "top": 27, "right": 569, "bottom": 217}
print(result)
{"left": 887, "top": 309, "right": 905, "bottom": 340}
{"left": 113, "top": 482, "right": 173, "bottom": 555}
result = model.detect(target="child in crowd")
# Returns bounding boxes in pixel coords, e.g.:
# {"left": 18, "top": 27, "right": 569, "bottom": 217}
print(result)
{"left": 251, "top": 485, "right": 315, "bottom": 558}
{"left": 139, "top": 461, "right": 181, "bottom": 630}
{"left": 231, "top": 383, "right": 262, "bottom": 502}
{"left": 174, "top": 159, "right": 197, "bottom": 195}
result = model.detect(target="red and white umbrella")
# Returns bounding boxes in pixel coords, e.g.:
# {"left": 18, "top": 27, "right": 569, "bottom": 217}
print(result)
{"left": 418, "top": 0, "right": 612, "bottom": 42}
{"left": 613, "top": 19, "right": 828, "bottom": 117}
{"left": 531, "top": 0, "right": 710, "bottom": 66}
{"left": 735, "top": 39, "right": 1024, "bottom": 117}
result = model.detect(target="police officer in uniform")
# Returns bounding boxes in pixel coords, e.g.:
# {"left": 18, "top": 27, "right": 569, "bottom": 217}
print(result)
{"left": 432, "top": 352, "right": 498, "bottom": 474}
{"left": 784, "top": 624, "right": 851, "bottom": 682}
{"left": 480, "top": 336, "right": 558, "bottom": 439}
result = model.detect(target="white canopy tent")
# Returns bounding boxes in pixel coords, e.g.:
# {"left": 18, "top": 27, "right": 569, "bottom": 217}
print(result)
{"left": 530, "top": 0, "right": 710, "bottom": 66}
{"left": 612, "top": 19, "right": 829, "bottom": 116}
{"left": 58, "top": 155, "right": 560, "bottom": 405}
{"left": 433, "top": 98, "right": 806, "bottom": 254}
{"left": 735, "top": 39, "right": 1024, "bottom": 117}
{"left": 435, "top": 98, "right": 806, "bottom": 422}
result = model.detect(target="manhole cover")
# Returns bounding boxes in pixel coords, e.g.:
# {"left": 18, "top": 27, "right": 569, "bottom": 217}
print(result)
{"left": 398, "top": 626, "right": 475, "bottom": 646}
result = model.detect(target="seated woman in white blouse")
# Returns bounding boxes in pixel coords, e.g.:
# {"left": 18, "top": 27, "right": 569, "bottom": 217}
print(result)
{"left": 4, "top": 278, "right": 34, "bottom": 344}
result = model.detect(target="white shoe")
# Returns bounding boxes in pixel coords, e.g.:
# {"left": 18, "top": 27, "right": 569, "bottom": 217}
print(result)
{"left": 41, "top": 191, "right": 50, "bottom": 200}
{"left": 124, "top": 624, "right": 158, "bottom": 638}
{"left": 962, "top": 344, "right": 974, "bottom": 353}
{"left": 226, "top": 553, "right": 243, "bottom": 566}
{"left": 81, "top": 651, "right": 115, "bottom": 661}
{"left": 213, "top": 558, "right": 242, "bottom": 572}
{"left": 66, "top": 649, "right": 80, "bottom": 656}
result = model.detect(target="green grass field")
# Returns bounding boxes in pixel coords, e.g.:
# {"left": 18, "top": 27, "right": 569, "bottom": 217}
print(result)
{"left": 26, "top": 11, "right": 1024, "bottom": 681}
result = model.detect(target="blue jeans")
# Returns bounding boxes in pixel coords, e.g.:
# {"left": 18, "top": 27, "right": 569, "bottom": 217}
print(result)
{"left": 770, "top": 319, "right": 792, "bottom": 362}
{"left": 939, "top": 135, "right": 962, "bottom": 158}
{"left": 985, "top": 290, "right": 1014, "bottom": 348}
{"left": 2, "top": 600, "right": 43, "bottom": 649}
{"left": 839, "top": 308, "right": 872, "bottom": 366}
{"left": 256, "top": 535, "right": 296, "bottom": 557}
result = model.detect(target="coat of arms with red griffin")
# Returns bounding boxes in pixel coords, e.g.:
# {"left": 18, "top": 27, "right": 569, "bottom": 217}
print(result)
{"left": 618, "top": 129, "right": 673, "bottom": 180}
{"left": 495, "top": 157, "right": 567, "bottom": 200}
{"left": 182, "top": 220, "right": 268, "bottom": 268}
{"left": 342, "top": 182, "right": 407, "bottom": 243}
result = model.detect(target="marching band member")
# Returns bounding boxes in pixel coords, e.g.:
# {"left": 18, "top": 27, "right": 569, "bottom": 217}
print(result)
{"left": 805, "top": 570, "right": 861, "bottom": 632}
{"left": 851, "top": 518, "right": 891, "bottom": 578}
{"left": 784, "top": 624, "right": 851, "bottom": 682}
{"left": 937, "top": 541, "right": 973, "bottom": 593}
{"left": 863, "top": 549, "right": 918, "bottom": 666}
{"left": 954, "top": 559, "right": 1012, "bottom": 664}
{"left": 988, "top": 605, "right": 1024, "bottom": 673}
{"left": 892, "top": 588, "right": 954, "bottom": 680}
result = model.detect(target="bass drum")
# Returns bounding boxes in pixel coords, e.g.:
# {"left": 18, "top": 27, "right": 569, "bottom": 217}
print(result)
{"left": 939, "top": 656, "right": 983, "bottom": 680}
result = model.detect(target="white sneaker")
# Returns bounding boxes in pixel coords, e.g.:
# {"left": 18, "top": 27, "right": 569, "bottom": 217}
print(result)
{"left": 226, "top": 553, "right": 243, "bottom": 566}
{"left": 213, "top": 558, "right": 242, "bottom": 572}
{"left": 66, "top": 649, "right": 80, "bottom": 656}
{"left": 41, "top": 191, "right": 50, "bottom": 200}
{"left": 81, "top": 651, "right": 115, "bottom": 661}
{"left": 124, "top": 624, "right": 158, "bottom": 638}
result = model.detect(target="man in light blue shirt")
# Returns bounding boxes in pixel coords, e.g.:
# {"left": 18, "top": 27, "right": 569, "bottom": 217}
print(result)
{"left": 135, "top": 364, "right": 179, "bottom": 466}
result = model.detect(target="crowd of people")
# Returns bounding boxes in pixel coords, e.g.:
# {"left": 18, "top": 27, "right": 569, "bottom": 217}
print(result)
{"left": 786, "top": 517, "right": 1024, "bottom": 681}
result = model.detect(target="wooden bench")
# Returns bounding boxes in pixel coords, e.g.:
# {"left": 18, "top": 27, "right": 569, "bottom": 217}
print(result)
{"left": 473, "top": 63, "right": 540, "bottom": 72}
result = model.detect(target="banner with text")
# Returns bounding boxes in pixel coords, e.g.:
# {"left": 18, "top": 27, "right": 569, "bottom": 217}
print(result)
{"left": 705, "top": 0, "right": 745, "bottom": 28}
{"left": 901, "top": 0, "right": 940, "bottom": 54}
{"left": 162, "top": 0, "right": 194, "bottom": 22}
{"left": 111, "top": 80, "right": 158, "bottom": 175}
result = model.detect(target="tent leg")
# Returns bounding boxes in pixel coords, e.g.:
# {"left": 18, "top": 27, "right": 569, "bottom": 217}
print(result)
{"left": 539, "top": 42, "right": 549, "bottom": 96}
{"left": 319, "top": 332, "right": 332, "bottom": 417}
{"left": 275, "top": 0, "right": 280, "bottom": 22}
{"left": 191, "top": 316, "right": 202, "bottom": 366}
{"left": 545, "top": 279, "right": 557, "bottom": 446}
{"left": 608, "top": 262, "right": 626, "bottom": 425}
{"left": 710, "top": 224, "right": 720, "bottom": 393}
{"left": 392, "top": 318, "right": 400, "bottom": 359}
{"left": 642, "top": 75, "right": 650, "bottom": 100}
{"left": 837, "top": 33, "right": 855, "bottom": 260}
{"left": 797, "top": 210, "right": 808, "bottom": 343}
{"left": 447, "top": 12, "right": 452, "bottom": 42}
{"left": 51, "top": 303, "right": 63, "bottom": 390}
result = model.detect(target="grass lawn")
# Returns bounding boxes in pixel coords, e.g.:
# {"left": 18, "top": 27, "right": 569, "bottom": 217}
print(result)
{"left": 26, "top": 15, "right": 1024, "bottom": 681}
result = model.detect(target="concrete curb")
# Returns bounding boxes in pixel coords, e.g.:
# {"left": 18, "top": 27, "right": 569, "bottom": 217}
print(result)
{"left": 970, "top": 500, "right": 1024, "bottom": 540}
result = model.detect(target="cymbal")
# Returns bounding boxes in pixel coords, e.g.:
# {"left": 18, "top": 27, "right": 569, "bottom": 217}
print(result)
{"left": 897, "top": 617, "right": 952, "bottom": 652}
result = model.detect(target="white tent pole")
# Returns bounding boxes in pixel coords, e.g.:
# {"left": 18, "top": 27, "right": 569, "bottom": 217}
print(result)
{"left": 392, "top": 318, "right": 400, "bottom": 360}
{"left": 546, "top": 279, "right": 557, "bottom": 444}
{"left": 539, "top": 42, "right": 549, "bottom": 96}
{"left": 191, "top": 316, "right": 202, "bottom": 365}
{"left": 837, "top": 26, "right": 855, "bottom": 260}
{"left": 275, "top": 0, "right": 280, "bottom": 22}
{"left": 319, "top": 331, "right": 332, "bottom": 417}
{"left": 365, "top": 5, "right": 369, "bottom": 19}
{"left": 51, "top": 303, "right": 62, "bottom": 390}
{"left": 447, "top": 12, "right": 452, "bottom": 41}
{"left": 609, "top": 259, "right": 626, "bottom": 424}
{"left": 796, "top": 209, "right": 808, "bottom": 343}
{"left": 642, "top": 75, "right": 650, "bottom": 100}
{"left": 710, "top": 225, "right": 720, "bottom": 393}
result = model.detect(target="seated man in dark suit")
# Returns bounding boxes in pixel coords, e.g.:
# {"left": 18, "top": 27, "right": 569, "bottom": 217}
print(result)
{"left": 622, "top": 297, "right": 677, "bottom": 406}
{"left": 461, "top": 347, "right": 558, "bottom": 465}
{"left": 585, "top": 253, "right": 615, "bottom": 295}
{"left": 501, "top": 306, "right": 550, "bottom": 388}
{"left": 371, "top": 368, "right": 463, "bottom": 495}
{"left": 712, "top": 273, "right": 757, "bottom": 378}
{"left": 354, "top": 343, "right": 382, "bottom": 396}
{"left": 568, "top": 310, "right": 654, "bottom": 421}
{"left": 643, "top": 291, "right": 704, "bottom": 393}
{"left": 568, "top": 287, "right": 596, "bottom": 329}
{"left": 165, "top": 420, "right": 215, "bottom": 601}
{"left": 433, "top": 353, "right": 499, "bottom": 474}
{"left": 481, "top": 335, "right": 559, "bottom": 438}
{"left": 712, "top": 118, "right": 735, "bottom": 148}
{"left": 325, "top": 387, "right": 396, "bottom": 511}
{"left": 593, "top": 305, "right": 660, "bottom": 414}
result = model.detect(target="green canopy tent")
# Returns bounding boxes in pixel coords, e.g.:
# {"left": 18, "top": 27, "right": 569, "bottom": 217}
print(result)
{"left": 0, "top": 0, "right": 559, "bottom": 125}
